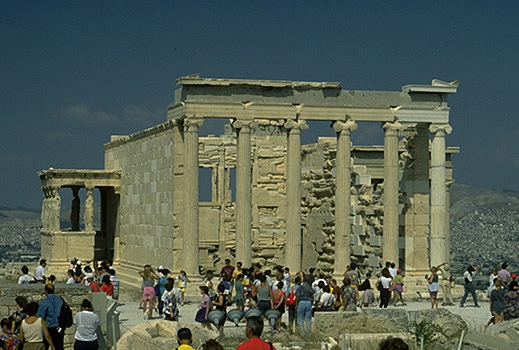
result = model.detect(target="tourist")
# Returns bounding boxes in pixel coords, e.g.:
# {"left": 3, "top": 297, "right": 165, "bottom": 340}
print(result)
{"left": 18, "top": 265, "right": 35, "bottom": 284}
{"left": 203, "top": 270, "right": 216, "bottom": 302}
{"left": 20, "top": 301, "right": 55, "bottom": 350}
{"left": 437, "top": 262, "right": 454, "bottom": 306}
{"left": 162, "top": 278, "right": 179, "bottom": 321}
{"left": 490, "top": 280, "right": 507, "bottom": 324}
{"left": 254, "top": 274, "right": 271, "bottom": 315}
{"left": 46, "top": 275, "right": 56, "bottom": 285}
{"left": 108, "top": 269, "right": 119, "bottom": 300}
{"left": 510, "top": 274, "right": 518, "bottom": 292}
{"left": 317, "top": 285, "right": 334, "bottom": 312}
{"left": 271, "top": 281, "right": 285, "bottom": 330}
{"left": 176, "top": 327, "right": 196, "bottom": 350}
{"left": 359, "top": 272, "right": 375, "bottom": 308}
{"left": 311, "top": 271, "right": 327, "bottom": 293}
{"left": 66, "top": 270, "right": 75, "bottom": 284}
{"left": 213, "top": 284, "right": 227, "bottom": 335}
{"left": 460, "top": 264, "right": 480, "bottom": 308}
{"left": 504, "top": 283, "right": 519, "bottom": 320}
{"left": 312, "top": 280, "right": 325, "bottom": 314}
{"left": 427, "top": 266, "right": 440, "bottom": 309}
{"left": 286, "top": 276, "right": 300, "bottom": 331}
{"left": 73, "top": 299, "right": 99, "bottom": 350}
{"left": 176, "top": 270, "right": 190, "bottom": 306}
{"left": 138, "top": 265, "right": 160, "bottom": 319}
{"left": 1, "top": 317, "right": 20, "bottom": 350}
{"left": 489, "top": 267, "right": 498, "bottom": 287}
{"left": 202, "top": 339, "right": 224, "bottom": 350}
{"left": 220, "top": 259, "right": 235, "bottom": 283}
{"left": 100, "top": 275, "right": 113, "bottom": 297}
{"left": 233, "top": 274, "right": 245, "bottom": 311}
{"left": 283, "top": 267, "right": 292, "bottom": 286}
{"left": 295, "top": 275, "right": 314, "bottom": 333}
{"left": 10, "top": 296, "right": 28, "bottom": 334}
{"left": 35, "top": 259, "right": 47, "bottom": 283}
{"left": 376, "top": 269, "right": 394, "bottom": 308}
{"left": 498, "top": 263, "right": 511, "bottom": 286}
{"left": 37, "top": 284, "right": 64, "bottom": 350}
{"left": 344, "top": 263, "right": 360, "bottom": 301}
{"left": 156, "top": 267, "right": 169, "bottom": 315}
{"left": 307, "top": 268, "right": 316, "bottom": 285}
{"left": 392, "top": 269, "right": 406, "bottom": 306}
{"left": 342, "top": 278, "right": 357, "bottom": 311}
{"left": 194, "top": 286, "right": 212, "bottom": 330}
{"left": 389, "top": 262, "right": 397, "bottom": 278}
{"left": 236, "top": 316, "right": 276, "bottom": 350}
{"left": 84, "top": 274, "right": 99, "bottom": 293}
{"left": 331, "top": 282, "right": 342, "bottom": 311}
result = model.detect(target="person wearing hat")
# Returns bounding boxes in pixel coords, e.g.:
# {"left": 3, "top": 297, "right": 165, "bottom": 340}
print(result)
{"left": 85, "top": 273, "right": 99, "bottom": 292}
{"left": 392, "top": 269, "right": 406, "bottom": 306}
{"left": 175, "top": 327, "right": 196, "bottom": 350}
{"left": 509, "top": 274, "right": 518, "bottom": 292}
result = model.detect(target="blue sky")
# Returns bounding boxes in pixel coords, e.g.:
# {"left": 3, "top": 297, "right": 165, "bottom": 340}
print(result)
{"left": 1, "top": 2, "right": 518, "bottom": 208}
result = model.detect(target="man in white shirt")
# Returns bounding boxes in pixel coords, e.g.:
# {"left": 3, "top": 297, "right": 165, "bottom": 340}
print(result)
{"left": 35, "top": 259, "right": 47, "bottom": 282}
{"left": 18, "top": 265, "right": 35, "bottom": 284}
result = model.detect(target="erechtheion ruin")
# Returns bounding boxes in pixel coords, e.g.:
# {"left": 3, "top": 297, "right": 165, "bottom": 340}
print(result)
{"left": 38, "top": 75, "right": 458, "bottom": 287}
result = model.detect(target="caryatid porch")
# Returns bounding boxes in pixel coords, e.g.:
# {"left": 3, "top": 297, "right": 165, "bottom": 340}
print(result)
{"left": 37, "top": 169, "right": 121, "bottom": 275}
{"left": 167, "top": 75, "right": 458, "bottom": 278}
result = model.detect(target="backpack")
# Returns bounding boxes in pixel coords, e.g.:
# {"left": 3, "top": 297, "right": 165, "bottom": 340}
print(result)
{"left": 285, "top": 287, "right": 296, "bottom": 306}
{"left": 58, "top": 297, "right": 73, "bottom": 329}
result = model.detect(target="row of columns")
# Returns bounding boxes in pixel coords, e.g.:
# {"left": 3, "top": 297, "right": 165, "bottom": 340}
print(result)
{"left": 178, "top": 116, "right": 452, "bottom": 276}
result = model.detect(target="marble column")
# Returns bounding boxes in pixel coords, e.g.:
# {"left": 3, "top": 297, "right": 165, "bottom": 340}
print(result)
{"left": 217, "top": 145, "right": 227, "bottom": 256}
{"left": 183, "top": 118, "right": 203, "bottom": 276}
{"left": 445, "top": 180, "right": 453, "bottom": 263}
{"left": 84, "top": 186, "right": 94, "bottom": 231}
{"left": 233, "top": 120, "right": 256, "bottom": 267}
{"left": 382, "top": 121, "right": 403, "bottom": 264}
{"left": 284, "top": 119, "right": 308, "bottom": 271}
{"left": 50, "top": 186, "right": 61, "bottom": 231}
{"left": 332, "top": 119, "right": 357, "bottom": 276}
{"left": 429, "top": 124, "right": 452, "bottom": 267}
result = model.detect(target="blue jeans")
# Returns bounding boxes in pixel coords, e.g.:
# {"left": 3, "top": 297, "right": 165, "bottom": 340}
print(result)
{"left": 296, "top": 300, "right": 312, "bottom": 332}
{"left": 460, "top": 282, "right": 479, "bottom": 306}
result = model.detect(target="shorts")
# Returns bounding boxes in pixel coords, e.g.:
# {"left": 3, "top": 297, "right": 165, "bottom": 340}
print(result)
{"left": 429, "top": 291, "right": 438, "bottom": 299}
{"left": 142, "top": 286, "right": 156, "bottom": 301}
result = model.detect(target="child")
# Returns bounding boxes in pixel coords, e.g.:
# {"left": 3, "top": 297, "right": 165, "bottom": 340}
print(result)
{"left": 0, "top": 317, "right": 20, "bottom": 350}
{"left": 46, "top": 275, "right": 56, "bottom": 285}
{"left": 393, "top": 269, "right": 406, "bottom": 306}
{"left": 176, "top": 270, "right": 190, "bottom": 306}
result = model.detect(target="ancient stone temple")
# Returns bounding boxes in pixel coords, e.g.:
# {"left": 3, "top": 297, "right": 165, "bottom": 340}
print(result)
{"left": 38, "top": 75, "right": 458, "bottom": 287}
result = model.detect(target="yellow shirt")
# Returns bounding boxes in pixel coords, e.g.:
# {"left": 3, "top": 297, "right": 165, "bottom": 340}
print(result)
{"left": 174, "top": 344, "right": 196, "bottom": 350}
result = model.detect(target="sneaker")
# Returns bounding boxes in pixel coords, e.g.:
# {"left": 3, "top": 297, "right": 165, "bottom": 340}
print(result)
{"left": 474, "top": 305, "right": 480, "bottom": 308}
{"left": 459, "top": 304, "right": 464, "bottom": 307}
{"left": 441, "top": 303, "right": 446, "bottom": 306}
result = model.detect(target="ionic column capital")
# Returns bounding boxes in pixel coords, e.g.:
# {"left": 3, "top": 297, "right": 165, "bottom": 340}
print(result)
{"left": 232, "top": 119, "right": 258, "bottom": 131}
{"left": 333, "top": 119, "right": 358, "bottom": 133}
{"left": 184, "top": 118, "right": 203, "bottom": 132}
{"left": 429, "top": 124, "right": 452, "bottom": 135}
{"left": 382, "top": 120, "right": 405, "bottom": 133}
{"left": 284, "top": 119, "right": 309, "bottom": 132}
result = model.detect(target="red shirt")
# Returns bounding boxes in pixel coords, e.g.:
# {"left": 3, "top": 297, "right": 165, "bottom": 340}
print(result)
{"left": 236, "top": 337, "right": 275, "bottom": 350}
{"left": 101, "top": 283, "right": 114, "bottom": 296}
{"left": 89, "top": 282, "right": 99, "bottom": 292}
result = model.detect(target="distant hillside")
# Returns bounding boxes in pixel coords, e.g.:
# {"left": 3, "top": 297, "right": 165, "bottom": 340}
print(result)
{"left": 450, "top": 184, "right": 519, "bottom": 282}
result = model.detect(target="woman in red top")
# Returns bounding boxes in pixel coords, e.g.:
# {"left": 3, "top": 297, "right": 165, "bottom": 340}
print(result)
{"left": 101, "top": 275, "right": 114, "bottom": 297}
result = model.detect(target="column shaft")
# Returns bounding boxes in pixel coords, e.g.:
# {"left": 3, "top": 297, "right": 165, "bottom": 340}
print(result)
{"left": 333, "top": 120, "right": 357, "bottom": 276}
{"left": 183, "top": 119, "right": 202, "bottom": 276}
{"left": 430, "top": 124, "right": 452, "bottom": 266}
{"left": 285, "top": 120, "right": 307, "bottom": 271}
{"left": 234, "top": 121, "right": 254, "bottom": 267}
{"left": 84, "top": 187, "right": 94, "bottom": 231}
{"left": 382, "top": 122, "right": 401, "bottom": 264}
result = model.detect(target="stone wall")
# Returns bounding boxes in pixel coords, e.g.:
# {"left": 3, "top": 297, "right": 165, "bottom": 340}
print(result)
{"left": 0, "top": 283, "right": 90, "bottom": 349}
{"left": 104, "top": 122, "right": 176, "bottom": 286}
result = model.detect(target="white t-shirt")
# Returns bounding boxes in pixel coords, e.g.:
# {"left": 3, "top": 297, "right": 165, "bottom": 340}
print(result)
{"left": 18, "top": 274, "right": 34, "bottom": 284}
{"left": 35, "top": 265, "right": 45, "bottom": 281}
